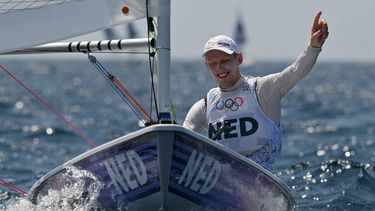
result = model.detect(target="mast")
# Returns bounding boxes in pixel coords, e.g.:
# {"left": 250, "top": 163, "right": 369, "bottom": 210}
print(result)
{"left": 156, "top": 0, "right": 171, "bottom": 122}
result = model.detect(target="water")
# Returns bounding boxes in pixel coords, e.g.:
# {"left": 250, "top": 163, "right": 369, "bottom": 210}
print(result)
{"left": 0, "top": 56, "right": 374, "bottom": 210}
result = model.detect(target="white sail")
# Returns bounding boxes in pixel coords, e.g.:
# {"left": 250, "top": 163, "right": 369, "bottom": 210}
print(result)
{"left": 0, "top": 0, "right": 160, "bottom": 54}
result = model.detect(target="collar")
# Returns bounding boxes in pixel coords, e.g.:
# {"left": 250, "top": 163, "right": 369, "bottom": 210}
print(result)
{"left": 220, "top": 75, "right": 247, "bottom": 92}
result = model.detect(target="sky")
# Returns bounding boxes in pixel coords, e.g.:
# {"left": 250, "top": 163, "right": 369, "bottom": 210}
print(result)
{"left": 168, "top": 0, "right": 375, "bottom": 62}
{"left": 10, "top": 0, "right": 374, "bottom": 62}
{"left": 96, "top": 0, "right": 374, "bottom": 62}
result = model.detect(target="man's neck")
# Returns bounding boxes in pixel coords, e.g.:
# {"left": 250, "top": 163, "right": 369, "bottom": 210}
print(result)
{"left": 219, "top": 75, "right": 245, "bottom": 92}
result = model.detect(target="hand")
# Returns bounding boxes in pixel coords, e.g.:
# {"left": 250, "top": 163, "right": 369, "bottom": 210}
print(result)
{"left": 310, "top": 11, "right": 329, "bottom": 48}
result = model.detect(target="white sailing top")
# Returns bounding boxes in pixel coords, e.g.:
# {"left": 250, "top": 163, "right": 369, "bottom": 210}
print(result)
{"left": 207, "top": 77, "right": 281, "bottom": 155}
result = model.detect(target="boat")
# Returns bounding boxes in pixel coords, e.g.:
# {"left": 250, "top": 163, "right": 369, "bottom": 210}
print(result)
{"left": 0, "top": 0, "right": 296, "bottom": 210}
{"left": 234, "top": 14, "right": 246, "bottom": 53}
{"left": 103, "top": 23, "right": 138, "bottom": 40}
{"left": 233, "top": 11, "right": 254, "bottom": 66}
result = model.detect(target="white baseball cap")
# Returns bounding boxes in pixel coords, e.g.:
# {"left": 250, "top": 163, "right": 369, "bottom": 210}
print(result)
{"left": 203, "top": 35, "right": 240, "bottom": 56}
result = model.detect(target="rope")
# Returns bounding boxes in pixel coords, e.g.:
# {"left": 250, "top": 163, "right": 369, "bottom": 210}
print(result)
{"left": 146, "top": 0, "right": 160, "bottom": 121}
{"left": 0, "top": 64, "right": 97, "bottom": 148}
{"left": 0, "top": 63, "right": 98, "bottom": 196}
{"left": 88, "top": 55, "right": 154, "bottom": 125}
{"left": 109, "top": 75, "right": 153, "bottom": 123}
{"left": 0, "top": 179, "right": 27, "bottom": 196}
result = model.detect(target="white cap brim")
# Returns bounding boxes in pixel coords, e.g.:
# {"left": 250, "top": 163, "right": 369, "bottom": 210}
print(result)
{"left": 202, "top": 47, "right": 235, "bottom": 57}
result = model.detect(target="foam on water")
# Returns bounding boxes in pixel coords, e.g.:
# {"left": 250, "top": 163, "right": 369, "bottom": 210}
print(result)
{"left": 1, "top": 166, "right": 103, "bottom": 211}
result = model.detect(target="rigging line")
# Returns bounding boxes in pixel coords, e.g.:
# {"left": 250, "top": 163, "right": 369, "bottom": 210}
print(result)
{"left": 0, "top": 179, "right": 27, "bottom": 197}
{"left": 88, "top": 55, "right": 145, "bottom": 123}
{"left": 146, "top": 0, "right": 159, "bottom": 121}
{"left": 110, "top": 76, "right": 153, "bottom": 123}
{"left": 148, "top": 54, "right": 156, "bottom": 119}
{"left": 0, "top": 64, "right": 97, "bottom": 148}
{"left": 88, "top": 55, "right": 153, "bottom": 125}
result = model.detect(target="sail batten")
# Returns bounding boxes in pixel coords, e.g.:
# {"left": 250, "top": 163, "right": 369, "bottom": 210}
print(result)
{"left": 0, "top": 0, "right": 159, "bottom": 54}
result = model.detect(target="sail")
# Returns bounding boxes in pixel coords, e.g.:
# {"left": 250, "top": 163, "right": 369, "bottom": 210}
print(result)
{"left": 0, "top": 0, "right": 160, "bottom": 54}
{"left": 233, "top": 12, "right": 254, "bottom": 66}
{"left": 234, "top": 16, "right": 246, "bottom": 52}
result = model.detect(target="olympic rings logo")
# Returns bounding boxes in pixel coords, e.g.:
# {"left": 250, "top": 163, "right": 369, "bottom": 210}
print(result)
{"left": 215, "top": 97, "right": 244, "bottom": 111}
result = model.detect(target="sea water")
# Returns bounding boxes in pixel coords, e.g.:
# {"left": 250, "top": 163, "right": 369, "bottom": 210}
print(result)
{"left": 0, "top": 56, "right": 374, "bottom": 210}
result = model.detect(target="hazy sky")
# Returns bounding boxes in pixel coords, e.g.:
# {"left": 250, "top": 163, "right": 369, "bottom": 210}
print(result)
{"left": 168, "top": 0, "right": 375, "bottom": 62}
{"left": 62, "top": 0, "right": 375, "bottom": 62}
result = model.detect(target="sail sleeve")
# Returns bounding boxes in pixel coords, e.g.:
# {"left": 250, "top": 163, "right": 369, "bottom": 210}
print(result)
{"left": 0, "top": 0, "right": 158, "bottom": 53}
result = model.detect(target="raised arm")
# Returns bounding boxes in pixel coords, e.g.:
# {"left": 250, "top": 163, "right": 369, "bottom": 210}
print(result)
{"left": 256, "top": 12, "right": 328, "bottom": 122}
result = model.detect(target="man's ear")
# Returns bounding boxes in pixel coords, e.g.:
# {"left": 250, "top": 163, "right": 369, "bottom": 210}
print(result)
{"left": 237, "top": 53, "right": 243, "bottom": 65}
{"left": 204, "top": 62, "right": 210, "bottom": 71}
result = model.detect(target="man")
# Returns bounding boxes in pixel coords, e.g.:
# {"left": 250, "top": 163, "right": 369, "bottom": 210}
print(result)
{"left": 183, "top": 12, "right": 329, "bottom": 170}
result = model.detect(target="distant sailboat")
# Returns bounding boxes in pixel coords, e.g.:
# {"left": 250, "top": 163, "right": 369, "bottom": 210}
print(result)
{"left": 233, "top": 13, "right": 253, "bottom": 66}
{"left": 102, "top": 22, "right": 143, "bottom": 62}
{"left": 104, "top": 28, "right": 117, "bottom": 40}
{"left": 234, "top": 16, "right": 246, "bottom": 52}
{"left": 103, "top": 23, "right": 138, "bottom": 40}
{"left": 127, "top": 22, "right": 138, "bottom": 39}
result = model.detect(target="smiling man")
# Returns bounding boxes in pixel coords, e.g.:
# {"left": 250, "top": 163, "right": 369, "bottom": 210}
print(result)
{"left": 183, "top": 12, "right": 329, "bottom": 170}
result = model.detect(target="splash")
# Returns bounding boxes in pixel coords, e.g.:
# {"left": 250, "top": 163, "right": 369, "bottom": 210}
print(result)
{"left": 2, "top": 166, "right": 103, "bottom": 211}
